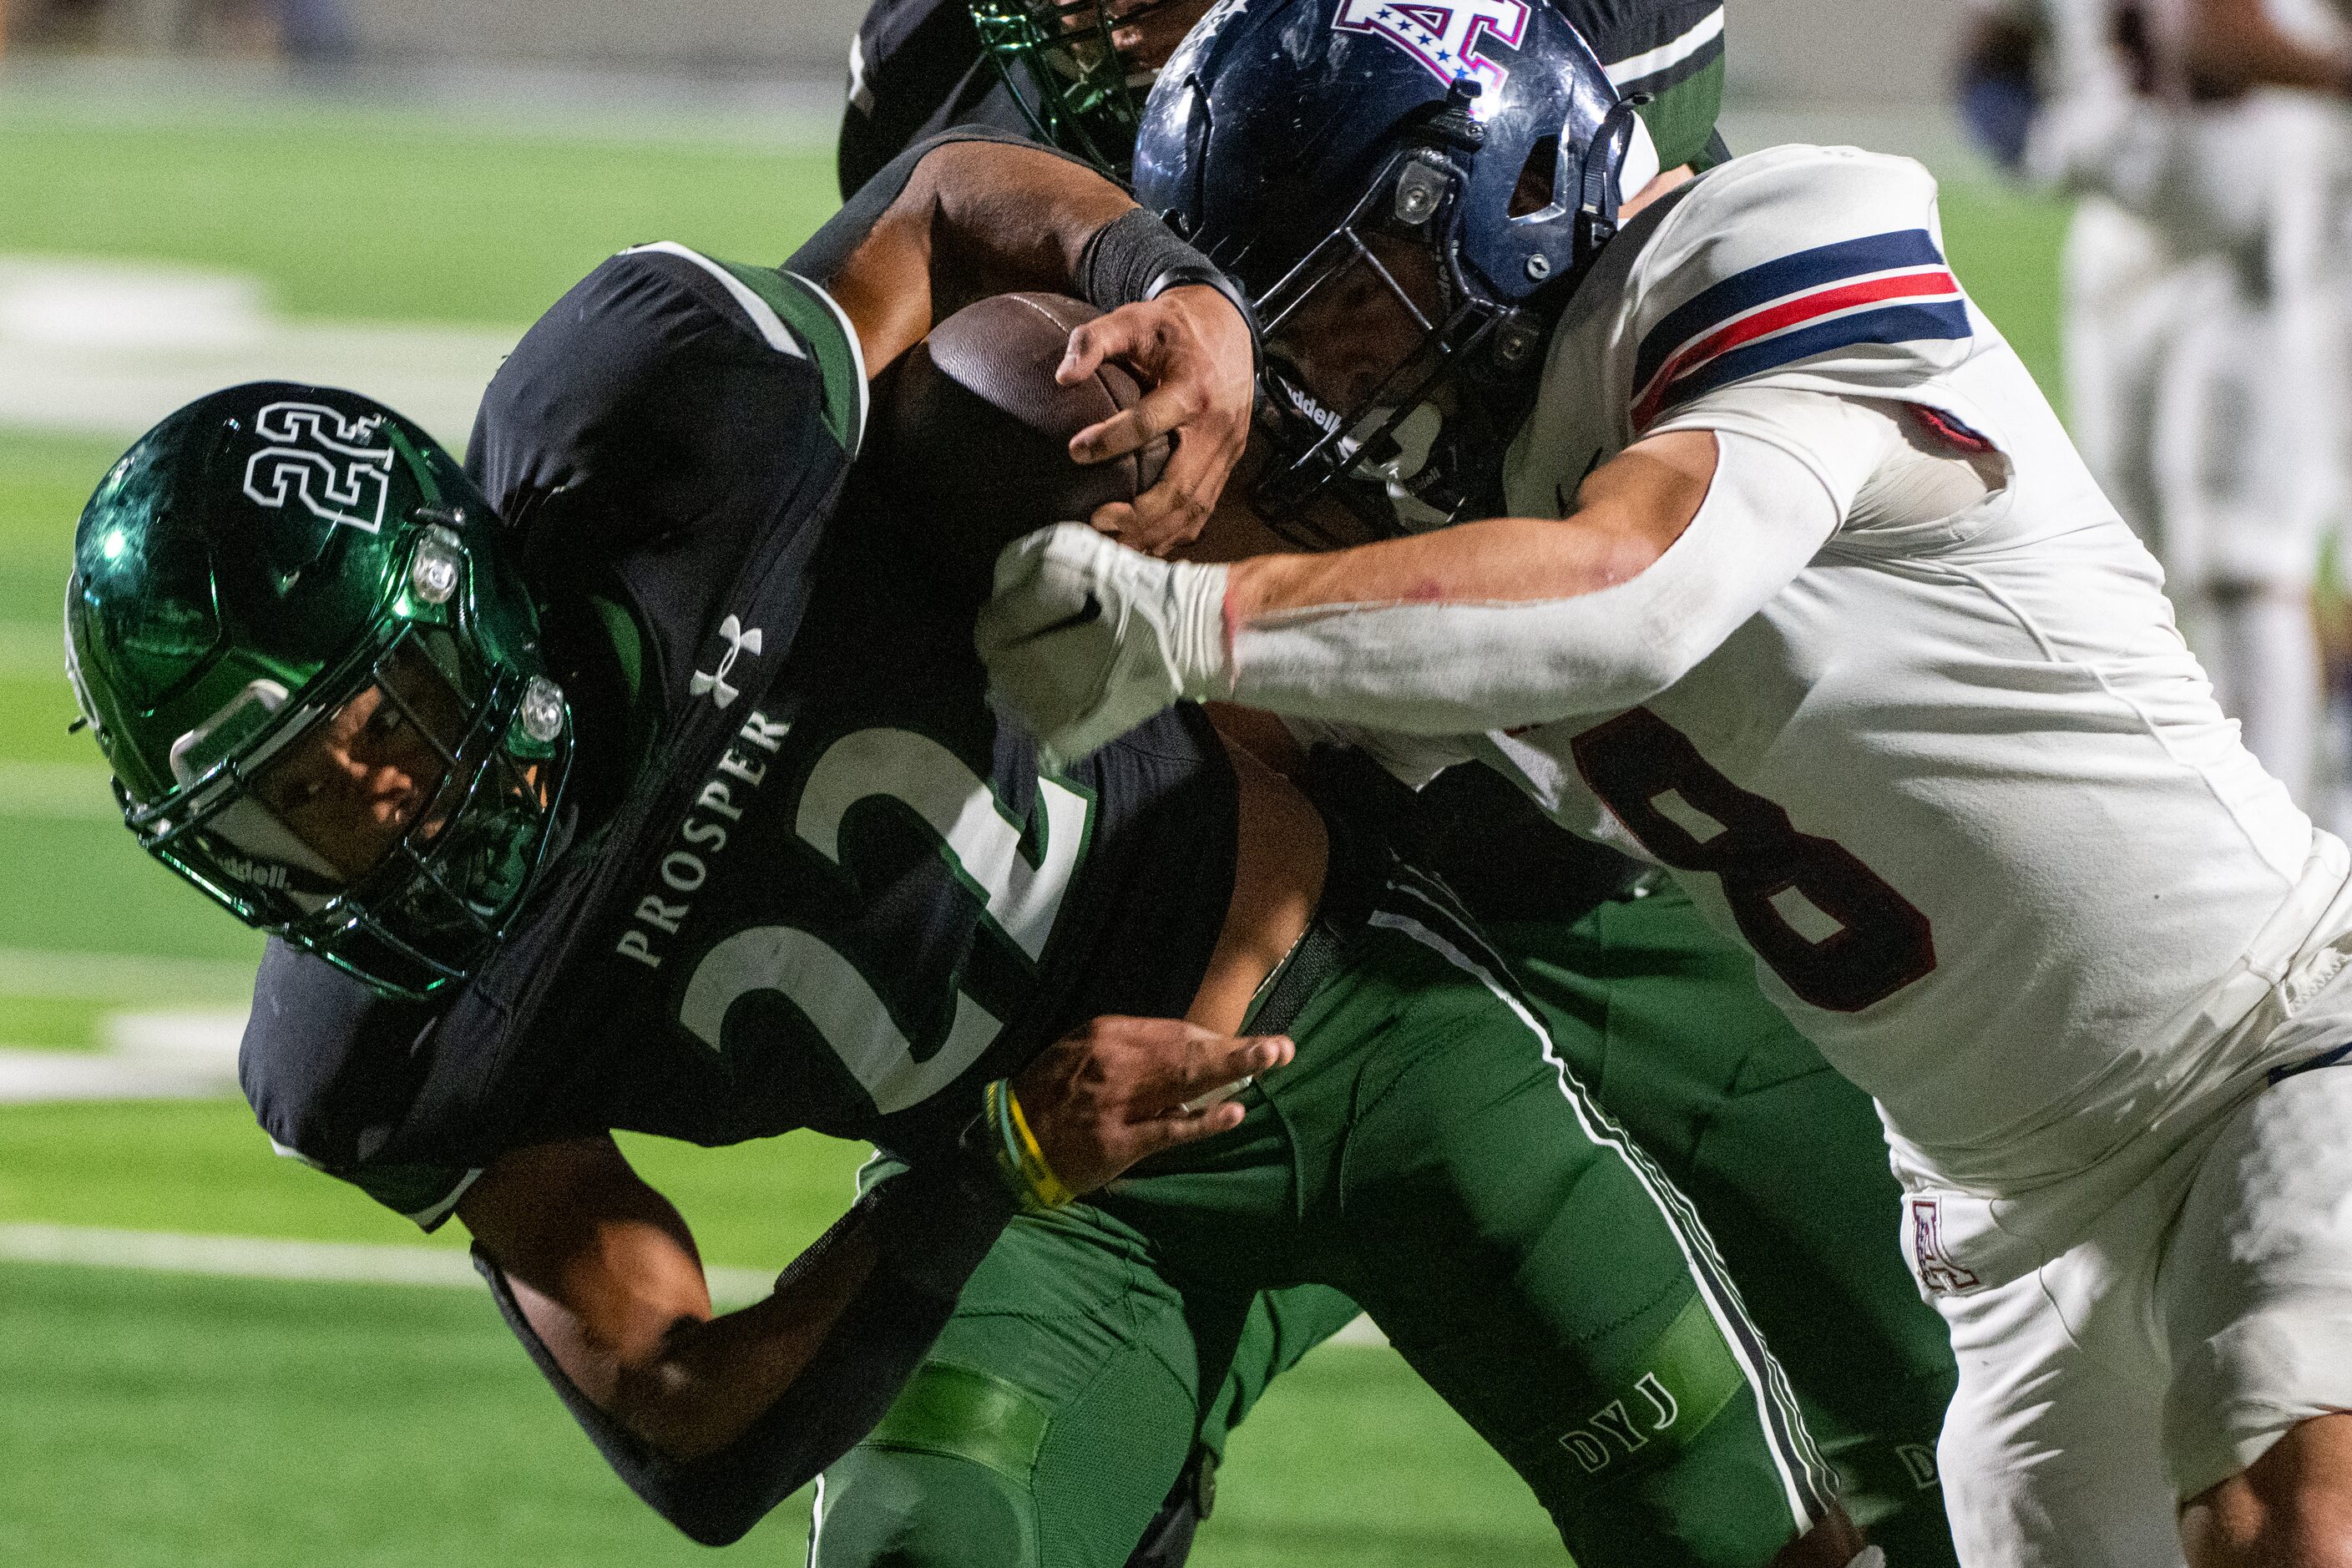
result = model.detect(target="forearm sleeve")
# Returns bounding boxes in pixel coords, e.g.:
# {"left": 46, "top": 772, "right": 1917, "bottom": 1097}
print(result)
{"left": 474, "top": 1152, "right": 1014, "bottom": 1546}
{"left": 1227, "top": 407, "right": 1893, "bottom": 734}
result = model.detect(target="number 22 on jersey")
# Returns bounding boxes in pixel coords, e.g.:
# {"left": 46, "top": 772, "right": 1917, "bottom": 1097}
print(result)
{"left": 1571, "top": 708, "right": 1935, "bottom": 1012}
{"left": 680, "top": 728, "right": 1094, "bottom": 1113}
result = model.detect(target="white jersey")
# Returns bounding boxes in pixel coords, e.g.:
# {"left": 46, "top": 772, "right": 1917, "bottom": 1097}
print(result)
{"left": 1483, "top": 145, "right": 2352, "bottom": 1227}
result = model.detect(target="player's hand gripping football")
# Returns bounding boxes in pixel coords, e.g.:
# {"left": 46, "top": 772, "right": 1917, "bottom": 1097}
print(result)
{"left": 977, "top": 520, "right": 1232, "bottom": 765}
{"left": 1059, "top": 284, "right": 1253, "bottom": 554}
{"left": 1011, "top": 1017, "right": 1293, "bottom": 1195}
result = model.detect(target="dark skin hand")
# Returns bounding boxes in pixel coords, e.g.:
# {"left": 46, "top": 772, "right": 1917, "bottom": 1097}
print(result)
{"left": 821, "top": 139, "right": 1254, "bottom": 553}
{"left": 463, "top": 1021, "right": 1291, "bottom": 1462}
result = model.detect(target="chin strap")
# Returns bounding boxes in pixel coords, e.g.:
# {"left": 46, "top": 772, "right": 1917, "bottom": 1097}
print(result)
{"left": 1575, "top": 96, "right": 1648, "bottom": 271}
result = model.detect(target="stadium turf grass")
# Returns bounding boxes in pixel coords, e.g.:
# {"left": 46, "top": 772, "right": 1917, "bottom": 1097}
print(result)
{"left": 0, "top": 1105, "right": 1564, "bottom": 1567}
{"left": 0, "top": 104, "right": 842, "bottom": 327}
{"left": 0, "top": 1261, "right": 817, "bottom": 1568}
{"left": 0, "top": 1097, "right": 872, "bottom": 1258}
{"left": 0, "top": 1262, "right": 1565, "bottom": 1568}
{"left": 1935, "top": 177, "right": 2075, "bottom": 417}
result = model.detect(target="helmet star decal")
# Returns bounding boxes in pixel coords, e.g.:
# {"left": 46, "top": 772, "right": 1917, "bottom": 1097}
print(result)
{"left": 241, "top": 401, "right": 397, "bottom": 534}
{"left": 1334, "top": 0, "right": 1530, "bottom": 104}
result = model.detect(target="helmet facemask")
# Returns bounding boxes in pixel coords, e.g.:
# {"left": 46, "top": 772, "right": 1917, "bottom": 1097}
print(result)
{"left": 971, "top": 0, "right": 1206, "bottom": 176}
{"left": 1252, "top": 150, "right": 1548, "bottom": 534}
{"left": 134, "top": 615, "right": 567, "bottom": 999}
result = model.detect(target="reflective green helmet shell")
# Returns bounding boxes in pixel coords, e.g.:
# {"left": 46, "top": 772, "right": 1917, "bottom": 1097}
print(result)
{"left": 65, "top": 382, "right": 572, "bottom": 999}
{"left": 971, "top": 0, "right": 1154, "bottom": 178}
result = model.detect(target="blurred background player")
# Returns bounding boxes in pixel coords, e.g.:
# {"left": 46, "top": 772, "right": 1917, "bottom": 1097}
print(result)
{"left": 828, "top": 3, "right": 1965, "bottom": 1566}
{"left": 1961, "top": 0, "right": 2352, "bottom": 812}
{"left": 3, "top": 0, "right": 352, "bottom": 63}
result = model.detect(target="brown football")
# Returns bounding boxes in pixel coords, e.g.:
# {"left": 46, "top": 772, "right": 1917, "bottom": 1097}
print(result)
{"left": 878, "top": 291, "right": 1171, "bottom": 539}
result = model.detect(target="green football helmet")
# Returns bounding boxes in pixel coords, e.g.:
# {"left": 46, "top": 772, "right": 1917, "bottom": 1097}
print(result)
{"left": 64, "top": 382, "right": 573, "bottom": 1000}
{"left": 971, "top": 0, "right": 1203, "bottom": 177}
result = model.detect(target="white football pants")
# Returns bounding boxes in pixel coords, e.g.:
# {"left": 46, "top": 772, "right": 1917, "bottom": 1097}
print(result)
{"left": 1932, "top": 1054, "right": 2352, "bottom": 1565}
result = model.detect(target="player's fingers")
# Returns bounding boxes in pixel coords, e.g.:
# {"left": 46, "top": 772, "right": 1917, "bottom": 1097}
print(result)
{"left": 1097, "top": 484, "right": 1209, "bottom": 556}
{"left": 1056, "top": 313, "right": 1143, "bottom": 390}
{"left": 1134, "top": 1034, "right": 1291, "bottom": 1113}
{"left": 1070, "top": 372, "right": 1195, "bottom": 464}
{"left": 975, "top": 524, "right": 1100, "bottom": 642}
{"left": 1102, "top": 426, "right": 1227, "bottom": 552}
{"left": 1085, "top": 498, "right": 1141, "bottom": 543}
{"left": 1120, "top": 1097, "right": 1250, "bottom": 1160}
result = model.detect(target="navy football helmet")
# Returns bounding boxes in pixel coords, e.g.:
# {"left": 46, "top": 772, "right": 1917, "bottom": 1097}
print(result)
{"left": 1132, "top": 0, "right": 1656, "bottom": 529}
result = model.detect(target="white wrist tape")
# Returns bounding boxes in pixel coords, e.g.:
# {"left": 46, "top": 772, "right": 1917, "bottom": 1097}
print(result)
{"left": 1225, "top": 428, "right": 1847, "bottom": 734}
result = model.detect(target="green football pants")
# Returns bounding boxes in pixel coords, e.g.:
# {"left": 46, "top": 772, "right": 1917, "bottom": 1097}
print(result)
{"left": 812, "top": 866, "right": 1836, "bottom": 1568}
{"left": 1502, "top": 884, "right": 1958, "bottom": 1565}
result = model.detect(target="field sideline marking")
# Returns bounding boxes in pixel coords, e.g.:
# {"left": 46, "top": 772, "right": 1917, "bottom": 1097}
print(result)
{"left": 0, "top": 620, "right": 65, "bottom": 680}
{"left": 0, "top": 1222, "right": 778, "bottom": 1308}
{"left": 0, "top": 946, "right": 257, "bottom": 1003}
{"left": 0, "top": 1221, "right": 1393, "bottom": 1343}
{"left": 0, "top": 760, "right": 119, "bottom": 822}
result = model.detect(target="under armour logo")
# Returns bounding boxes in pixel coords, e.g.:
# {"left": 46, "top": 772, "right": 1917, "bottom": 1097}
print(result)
{"left": 690, "top": 614, "right": 761, "bottom": 709}
{"left": 1335, "top": 0, "right": 1529, "bottom": 103}
{"left": 242, "top": 401, "right": 394, "bottom": 534}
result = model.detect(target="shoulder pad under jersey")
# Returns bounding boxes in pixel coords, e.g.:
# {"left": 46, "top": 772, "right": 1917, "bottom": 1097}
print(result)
{"left": 1621, "top": 145, "right": 1975, "bottom": 432}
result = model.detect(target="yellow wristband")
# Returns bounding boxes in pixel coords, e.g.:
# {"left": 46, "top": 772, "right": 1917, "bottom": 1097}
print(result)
{"left": 1004, "top": 1084, "right": 1077, "bottom": 1208}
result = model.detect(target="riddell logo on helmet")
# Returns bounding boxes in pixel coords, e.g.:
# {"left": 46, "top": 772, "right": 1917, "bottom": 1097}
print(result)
{"left": 215, "top": 849, "right": 291, "bottom": 892}
{"left": 1334, "top": 0, "right": 1529, "bottom": 100}
{"left": 241, "top": 401, "right": 395, "bottom": 535}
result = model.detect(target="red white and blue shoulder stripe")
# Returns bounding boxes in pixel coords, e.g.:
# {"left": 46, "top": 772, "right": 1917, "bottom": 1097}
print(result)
{"left": 1629, "top": 229, "right": 1969, "bottom": 430}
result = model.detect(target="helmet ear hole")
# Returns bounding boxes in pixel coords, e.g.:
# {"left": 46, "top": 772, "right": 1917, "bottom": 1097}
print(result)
{"left": 1509, "top": 135, "right": 1560, "bottom": 220}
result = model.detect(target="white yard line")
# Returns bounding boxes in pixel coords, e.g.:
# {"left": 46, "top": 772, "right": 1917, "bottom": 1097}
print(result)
{"left": 0, "top": 760, "right": 119, "bottom": 822}
{"left": 0, "top": 1222, "right": 778, "bottom": 1308}
{"left": 0, "top": 256, "right": 516, "bottom": 446}
{"left": 0, "top": 1045, "right": 237, "bottom": 1103}
{"left": 0, "top": 1220, "right": 1394, "bottom": 1342}
{"left": 0, "top": 946, "right": 257, "bottom": 1003}
{"left": 0, "top": 948, "right": 256, "bottom": 1099}
{"left": 0, "top": 620, "right": 64, "bottom": 680}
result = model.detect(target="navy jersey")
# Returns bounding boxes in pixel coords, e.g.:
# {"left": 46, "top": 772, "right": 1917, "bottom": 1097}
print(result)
{"left": 242, "top": 242, "right": 1238, "bottom": 1227}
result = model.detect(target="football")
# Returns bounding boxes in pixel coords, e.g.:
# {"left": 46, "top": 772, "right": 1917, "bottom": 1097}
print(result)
{"left": 879, "top": 291, "right": 1171, "bottom": 536}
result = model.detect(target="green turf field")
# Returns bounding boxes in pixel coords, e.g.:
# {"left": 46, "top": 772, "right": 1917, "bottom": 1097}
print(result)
{"left": 0, "top": 84, "right": 2071, "bottom": 1566}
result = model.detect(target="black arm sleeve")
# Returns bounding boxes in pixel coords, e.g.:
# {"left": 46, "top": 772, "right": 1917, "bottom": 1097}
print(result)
{"left": 473, "top": 1147, "right": 1017, "bottom": 1546}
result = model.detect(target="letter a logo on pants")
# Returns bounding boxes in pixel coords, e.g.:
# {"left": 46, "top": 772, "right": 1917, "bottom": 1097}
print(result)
{"left": 1909, "top": 1196, "right": 1982, "bottom": 1295}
